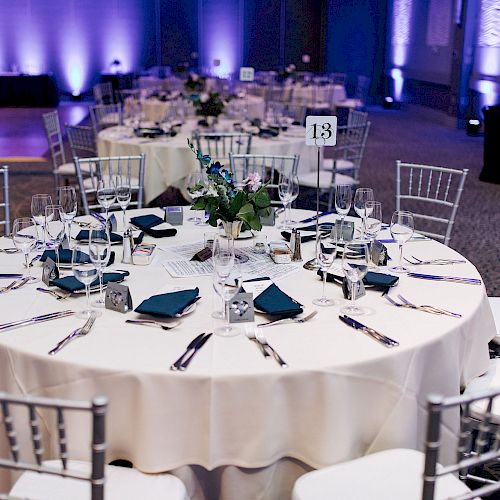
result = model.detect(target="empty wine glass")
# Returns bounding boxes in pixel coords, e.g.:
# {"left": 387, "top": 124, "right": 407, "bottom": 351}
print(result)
{"left": 313, "top": 231, "right": 338, "bottom": 307}
{"left": 213, "top": 261, "right": 242, "bottom": 337}
{"left": 365, "top": 201, "right": 382, "bottom": 269}
{"left": 213, "top": 235, "right": 235, "bottom": 279}
{"left": 31, "top": 194, "right": 52, "bottom": 248}
{"left": 353, "top": 188, "right": 374, "bottom": 239}
{"left": 278, "top": 172, "right": 299, "bottom": 229}
{"left": 57, "top": 186, "right": 77, "bottom": 246}
{"left": 12, "top": 217, "right": 40, "bottom": 283}
{"left": 89, "top": 228, "right": 111, "bottom": 308}
{"left": 187, "top": 170, "right": 204, "bottom": 223}
{"left": 72, "top": 244, "right": 101, "bottom": 319}
{"left": 97, "top": 177, "right": 116, "bottom": 227}
{"left": 45, "top": 205, "right": 65, "bottom": 274}
{"left": 335, "top": 184, "right": 352, "bottom": 243}
{"left": 115, "top": 176, "right": 131, "bottom": 229}
{"left": 341, "top": 241, "right": 369, "bottom": 316}
{"left": 389, "top": 210, "right": 414, "bottom": 273}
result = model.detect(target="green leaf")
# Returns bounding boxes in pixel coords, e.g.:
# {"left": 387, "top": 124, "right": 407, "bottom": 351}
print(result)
{"left": 237, "top": 203, "right": 262, "bottom": 231}
{"left": 229, "top": 191, "right": 245, "bottom": 216}
{"left": 192, "top": 198, "right": 206, "bottom": 210}
{"left": 254, "top": 188, "right": 271, "bottom": 209}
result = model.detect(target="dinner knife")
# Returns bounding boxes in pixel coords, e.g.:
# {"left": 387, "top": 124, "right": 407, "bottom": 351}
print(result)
{"left": 0, "top": 310, "right": 75, "bottom": 332}
{"left": 299, "top": 210, "right": 336, "bottom": 224}
{"left": 170, "top": 332, "right": 206, "bottom": 371}
{"left": 179, "top": 333, "right": 213, "bottom": 371}
{"left": 0, "top": 274, "right": 23, "bottom": 279}
{"left": 407, "top": 273, "right": 481, "bottom": 285}
{"left": 339, "top": 315, "right": 399, "bottom": 348}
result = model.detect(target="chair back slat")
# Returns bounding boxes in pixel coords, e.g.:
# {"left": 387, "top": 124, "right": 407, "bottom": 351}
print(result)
{"left": 89, "top": 104, "right": 123, "bottom": 134}
{"left": 42, "top": 111, "right": 66, "bottom": 169}
{"left": 1, "top": 400, "right": 19, "bottom": 462}
{"left": 66, "top": 124, "right": 97, "bottom": 159}
{"left": 56, "top": 408, "right": 68, "bottom": 470}
{"left": 93, "top": 82, "right": 114, "bottom": 105}
{"left": 193, "top": 132, "right": 252, "bottom": 167}
{"left": 0, "top": 166, "right": 10, "bottom": 235}
{"left": 28, "top": 405, "right": 43, "bottom": 466}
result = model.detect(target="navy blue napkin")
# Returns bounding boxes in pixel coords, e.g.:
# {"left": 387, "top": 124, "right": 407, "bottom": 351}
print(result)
{"left": 50, "top": 271, "right": 130, "bottom": 293}
{"left": 134, "top": 288, "right": 200, "bottom": 318}
{"left": 321, "top": 270, "right": 399, "bottom": 288}
{"left": 254, "top": 283, "right": 303, "bottom": 318}
{"left": 75, "top": 230, "right": 144, "bottom": 245}
{"left": 130, "top": 214, "right": 177, "bottom": 238}
{"left": 40, "top": 249, "right": 116, "bottom": 266}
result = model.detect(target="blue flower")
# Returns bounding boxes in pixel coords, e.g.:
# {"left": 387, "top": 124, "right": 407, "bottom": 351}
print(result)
{"left": 208, "top": 161, "right": 222, "bottom": 175}
{"left": 220, "top": 168, "right": 232, "bottom": 183}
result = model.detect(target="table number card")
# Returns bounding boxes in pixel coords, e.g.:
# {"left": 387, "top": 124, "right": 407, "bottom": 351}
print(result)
{"left": 305, "top": 116, "right": 337, "bottom": 146}
{"left": 239, "top": 67, "right": 255, "bottom": 82}
{"left": 42, "top": 257, "right": 59, "bottom": 286}
{"left": 229, "top": 292, "right": 255, "bottom": 323}
{"left": 105, "top": 283, "right": 132, "bottom": 313}
{"left": 342, "top": 278, "right": 366, "bottom": 300}
{"left": 260, "top": 207, "right": 276, "bottom": 226}
{"left": 164, "top": 206, "right": 183, "bottom": 225}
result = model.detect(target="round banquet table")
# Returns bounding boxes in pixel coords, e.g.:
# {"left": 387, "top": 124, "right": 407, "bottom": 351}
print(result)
{"left": 98, "top": 121, "right": 314, "bottom": 205}
{"left": 0, "top": 208, "right": 495, "bottom": 500}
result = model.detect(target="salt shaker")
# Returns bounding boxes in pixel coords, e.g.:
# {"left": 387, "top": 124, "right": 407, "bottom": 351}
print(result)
{"left": 121, "top": 228, "right": 134, "bottom": 264}
{"left": 291, "top": 229, "right": 302, "bottom": 261}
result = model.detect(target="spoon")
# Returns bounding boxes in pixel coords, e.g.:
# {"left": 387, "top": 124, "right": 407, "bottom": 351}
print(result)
{"left": 126, "top": 319, "right": 181, "bottom": 331}
{"left": 245, "top": 327, "right": 270, "bottom": 358}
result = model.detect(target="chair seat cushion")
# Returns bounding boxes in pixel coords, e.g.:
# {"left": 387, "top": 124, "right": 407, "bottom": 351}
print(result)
{"left": 299, "top": 170, "right": 357, "bottom": 189}
{"left": 10, "top": 460, "right": 189, "bottom": 500}
{"left": 321, "top": 158, "right": 355, "bottom": 172}
{"left": 292, "top": 449, "right": 471, "bottom": 500}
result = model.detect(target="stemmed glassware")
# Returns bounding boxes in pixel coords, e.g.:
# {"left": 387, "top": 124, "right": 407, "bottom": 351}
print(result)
{"left": 389, "top": 210, "right": 414, "bottom": 273}
{"left": 353, "top": 188, "right": 374, "bottom": 239}
{"left": 31, "top": 194, "right": 52, "bottom": 248}
{"left": 89, "top": 228, "right": 112, "bottom": 308}
{"left": 313, "top": 230, "right": 338, "bottom": 307}
{"left": 97, "top": 177, "right": 116, "bottom": 227}
{"left": 341, "top": 241, "right": 369, "bottom": 316}
{"left": 278, "top": 172, "right": 299, "bottom": 229}
{"left": 72, "top": 244, "right": 100, "bottom": 319}
{"left": 44, "top": 205, "right": 65, "bottom": 274}
{"left": 57, "top": 186, "right": 77, "bottom": 247}
{"left": 364, "top": 201, "right": 383, "bottom": 269}
{"left": 12, "top": 217, "right": 40, "bottom": 283}
{"left": 335, "top": 184, "right": 352, "bottom": 243}
{"left": 187, "top": 171, "right": 204, "bottom": 224}
{"left": 115, "top": 176, "right": 131, "bottom": 229}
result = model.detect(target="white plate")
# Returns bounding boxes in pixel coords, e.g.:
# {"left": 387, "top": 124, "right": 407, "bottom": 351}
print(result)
{"left": 175, "top": 301, "right": 198, "bottom": 317}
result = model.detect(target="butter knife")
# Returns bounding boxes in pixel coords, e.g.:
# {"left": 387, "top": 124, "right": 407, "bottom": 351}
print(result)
{"left": 339, "top": 315, "right": 399, "bottom": 348}
{"left": 0, "top": 310, "right": 75, "bottom": 332}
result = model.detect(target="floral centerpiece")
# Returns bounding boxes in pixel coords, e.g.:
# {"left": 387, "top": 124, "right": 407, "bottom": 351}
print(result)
{"left": 184, "top": 72, "right": 206, "bottom": 92}
{"left": 193, "top": 92, "right": 225, "bottom": 118}
{"left": 187, "top": 140, "right": 271, "bottom": 235}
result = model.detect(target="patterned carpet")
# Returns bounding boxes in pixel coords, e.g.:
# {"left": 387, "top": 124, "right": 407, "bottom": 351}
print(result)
{"left": 4, "top": 104, "right": 499, "bottom": 295}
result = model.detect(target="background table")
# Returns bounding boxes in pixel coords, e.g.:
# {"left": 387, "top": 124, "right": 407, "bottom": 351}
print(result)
{"left": 0, "top": 209, "right": 495, "bottom": 499}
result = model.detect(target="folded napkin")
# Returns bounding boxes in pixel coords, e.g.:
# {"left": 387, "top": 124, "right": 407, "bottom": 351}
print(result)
{"left": 75, "top": 230, "right": 144, "bottom": 245}
{"left": 50, "top": 271, "right": 130, "bottom": 293}
{"left": 321, "top": 270, "right": 399, "bottom": 288}
{"left": 134, "top": 288, "right": 200, "bottom": 318}
{"left": 281, "top": 223, "right": 334, "bottom": 243}
{"left": 130, "top": 214, "right": 177, "bottom": 238}
{"left": 281, "top": 231, "right": 315, "bottom": 243}
{"left": 40, "top": 249, "right": 116, "bottom": 266}
{"left": 253, "top": 283, "right": 303, "bottom": 318}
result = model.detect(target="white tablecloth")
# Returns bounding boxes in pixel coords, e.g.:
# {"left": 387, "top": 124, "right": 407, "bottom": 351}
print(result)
{"left": 0, "top": 209, "right": 495, "bottom": 499}
{"left": 97, "top": 122, "right": 315, "bottom": 204}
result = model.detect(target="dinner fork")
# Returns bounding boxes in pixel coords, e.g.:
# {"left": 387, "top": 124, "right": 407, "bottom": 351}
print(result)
{"left": 397, "top": 294, "right": 461, "bottom": 318}
{"left": 125, "top": 319, "right": 180, "bottom": 331}
{"left": 258, "top": 310, "right": 318, "bottom": 328}
{"left": 36, "top": 287, "right": 71, "bottom": 300}
{"left": 255, "top": 329, "right": 288, "bottom": 368}
{"left": 404, "top": 255, "right": 466, "bottom": 266}
{"left": 0, "top": 280, "right": 20, "bottom": 294}
{"left": 48, "top": 312, "right": 97, "bottom": 355}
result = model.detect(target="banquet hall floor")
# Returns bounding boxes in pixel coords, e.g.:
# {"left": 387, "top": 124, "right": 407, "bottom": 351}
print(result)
{"left": 0, "top": 102, "right": 498, "bottom": 295}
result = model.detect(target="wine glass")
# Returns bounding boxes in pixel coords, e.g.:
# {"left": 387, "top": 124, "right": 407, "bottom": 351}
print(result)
{"left": 45, "top": 205, "right": 65, "bottom": 274}
{"left": 213, "top": 235, "right": 235, "bottom": 279}
{"left": 31, "top": 194, "right": 52, "bottom": 248}
{"left": 364, "top": 201, "right": 382, "bottom": 269}
{"left": 353, "top": 188, "right": 374, "bottom": 239}
{"left": 389, "top": 211, "right": 414, "bottom": 273}
{"left": 115, "top": 176, "right": 131, "bottom": 229}
{"left": 341, "top": 241, "right": 369, "bottom": 316}
{"left": 278, "top": 172, "right": 299, "bottom": 229}
{"left": 313, "top": 231, "right": 338, "bottom": 307}
{"left": 89, "top": 228, "right": 112, "bottom": 308}
{"left": 12, "top": 217, "right": 40, "bottom": 283}
{"left": 72, "top": 244, "right": 101, "bottom": 319}
{"left": 57, "top": 186, "right": 77, "bottom": 247}
{"left": 187, "top": 170, "right": 204, "bottom": 223}
{"left": 213, "top": 260, "right": 242, "bottom": 337}
{"left": 335, "top": 184, "right": 352, "bottom": 243}
{"left": 96, "top": 177, "right": 116, "bottom": 227}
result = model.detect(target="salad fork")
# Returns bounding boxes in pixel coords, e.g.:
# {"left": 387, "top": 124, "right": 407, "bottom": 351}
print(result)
{"left": 126, "top": 319, "right": 180, "bottom": 331}
{"left": 397, "top": 294, "right": 461, "bottom": 318}
{"left": 48, "top": 312, "right": 97, "bottom": 355}
{"left": 258, "top": 311, "right": 318, "bottom": 328}
{"left": 404, "top": 255, "right": 466, "bottom": 266}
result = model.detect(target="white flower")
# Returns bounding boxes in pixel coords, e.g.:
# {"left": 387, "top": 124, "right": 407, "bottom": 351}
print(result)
{"left": 190, "top": 188, "right": 205, "bottom": 200}
{"left": 242, "top": 172, "right": 262, "bottom": 192}
{"left": 199, "top": 92, "right": 209, "bottom": 103}
{"left": 205, "top": 185, "right": 218, "bottom": 197}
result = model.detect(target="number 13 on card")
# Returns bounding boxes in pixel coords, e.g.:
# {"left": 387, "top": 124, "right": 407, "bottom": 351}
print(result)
{"left": 305, "top": 116, "right": 337, "bottom": 146}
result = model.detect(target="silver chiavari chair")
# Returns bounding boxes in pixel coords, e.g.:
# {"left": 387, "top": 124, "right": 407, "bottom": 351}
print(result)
{"left": 92, "top": 82, "right": 114, "bottom": 105}
{"left": 229, "top": 153, "right": 300, "bottom": 206}
{"left": 192, "top": 132, "right": 252, "bottom": 167}
{"left": 396, "top": 162, "right": 469, "bottom": 246}
{"left": 0, "top": 166, "right": 10, "bottom": 236}
{"left": 89, "top": 104, "right": 124, "bottom": 134}
{"left": 42, "top": 110, "right": 76, "bottom": 188}
{"left": 347, "top": 109, "right": 368, "bottom": 128}
{"left": 66, "top": 124, "right": 97, "bottom": 159}
{"left": 294, "top": 389, "right": 500, "bottom": 500}
{"left": 74, "top": 155, "right": 145, "bottom": 215}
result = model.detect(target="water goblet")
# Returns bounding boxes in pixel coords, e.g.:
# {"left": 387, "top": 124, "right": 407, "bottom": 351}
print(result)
{"left": 72, "top": 244, "right": 101, "bottom": 319}
{"left": 45, "top": 205, "right": 65, "bottom": 274}
{"left": 364, "top": 201, "right": 382, "bottom": 269}
{"left": 389, "top": 210, "right": 414, "bottom": 274}
{"left": 12, "top": 217, "right": 40, "bottom": 283}
{"left": 89, "top": 228, "right": 112, "bottom": 308}
{"left": 341, "top": 241, "right": 369, "bottom": 316}
{"left": 213, "top": 261, "right": 242, "bottom": 337}
{"left": 187, "top": 171, "right": 204, "bottom": 223}
{"left": 115, "top": 176, "right": 131, "bottom": 229}
{"left": 313, "top": 231, "right": 338, "bottom": 307}
{"left": 335, "top": 184, "right": 352, "bottom": 243}
{"left": 353, "top": 188, "right": 374, "bottom": 238}
{"left": 278, "top": 172, "right": 299, "bottom": 229}
{"left": 31, "top": 194, "right": 52, "bottom": 248}
{"left": 57, "top": 186, "right": 77, "bottom": 247}
{"left": 96, "top": 177, "right": 116, "bottom": 227}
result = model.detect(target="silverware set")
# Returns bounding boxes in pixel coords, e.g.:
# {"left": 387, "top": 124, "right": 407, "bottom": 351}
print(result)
{"left": 170, "top": 332, "right": 213, "bottom": 371}
{"left": 384, "top": 293, "right": 461, "bottom": 318}
{"left": 339, "top": 315, "right": 399, "bottom": 348}
{"left": 126, "top": 318, "right": 180, "bottom": 331}
{"left": 255, "top": 329, "right": 288, "bottom": 367}
{"left": 48, "top": 312, "right": 97, "bottom": 355}
{"left": 257, "top": 311, "right": 317, "bottom": 328}
{"left": 404, "top": 255, "right": 466, "bottom": 266}
{"left": 0, "top": 276, "right": 30, "bottom": 294}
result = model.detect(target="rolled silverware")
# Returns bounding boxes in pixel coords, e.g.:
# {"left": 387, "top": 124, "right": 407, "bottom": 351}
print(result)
{"left": 0, "top": 310, "right": 75, "bottom": 332}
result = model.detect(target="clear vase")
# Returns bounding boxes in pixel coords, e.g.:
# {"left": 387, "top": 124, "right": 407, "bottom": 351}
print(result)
{"left": 222, "top": 220, "right": 243, "bottom": 239}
